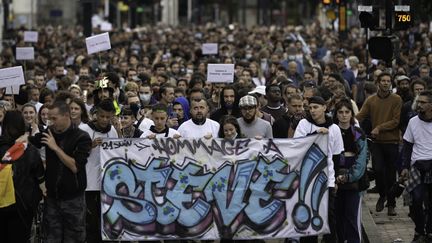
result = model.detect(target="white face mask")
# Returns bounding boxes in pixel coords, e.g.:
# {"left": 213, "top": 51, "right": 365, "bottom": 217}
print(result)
{"left": 140, "top": 94, "right": 151, "bottom": 103}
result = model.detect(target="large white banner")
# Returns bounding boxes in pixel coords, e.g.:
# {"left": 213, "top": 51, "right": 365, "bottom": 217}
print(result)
{"left": 100, "top": 135, "right": 329, "bottom": 241}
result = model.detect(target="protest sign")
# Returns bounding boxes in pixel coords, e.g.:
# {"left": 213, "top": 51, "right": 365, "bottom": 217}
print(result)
{"left": 100, "top": 135, "right": 330, "bottom": 241}
{"left": 16, "top": 47, "right": 35, "bottom": 60}
{"left": 86, "top": 32, "right": 111, "bottom": 55}
{"left": 0, "top": 66, "right": 25, "bottom": 89}
{"left": 207, "top": 64, "right": 234, "bottom": 83}
{"left": 24, "top": 31, "right": 38, "bottom": 42}
{"left": 202, "top": 43, "right": 218, "bottom": 55}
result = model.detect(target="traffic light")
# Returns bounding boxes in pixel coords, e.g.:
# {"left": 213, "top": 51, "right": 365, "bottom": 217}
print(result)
{"left": 368, "top": 36, "right": 400, "bottom": 62}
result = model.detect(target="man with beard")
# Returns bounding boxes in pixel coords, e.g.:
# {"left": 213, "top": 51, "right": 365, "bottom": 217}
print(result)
{"left": 355, "top": 62, "right": 368, "bottom": 108}
{"left": 400, "top": 79, "right": 427, "bottom": 133}
{"left": 210, "top": 85, "right": 240, "bottom": 123}
{"left": 401, "top": 90, "right": 432, "bottom": 243}
{"left": 177, "top": 98, "right": 220, "bottom": 138}
{"left": 260, "top": 84, "right": 288, "bottom": 121}
{"left": 237, "top": 95, "right": 273, "bottom": 139}
{"left": 273, "top": 94, "right": 305, "bottom": 138}
{"left": 294, "top": 96, "right": 344, "bottom": 243}
{"left": 395, "top": 75, "right": 413, "bottom": 103}
{"left": 79, "top": 99, "right": 119, "bottom": 242}
{"left": 356, "top": 72, "right": 402, "bottom": 216}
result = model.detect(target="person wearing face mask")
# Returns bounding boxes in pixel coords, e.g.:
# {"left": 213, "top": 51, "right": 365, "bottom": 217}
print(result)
{"left": 210, "top": 85, "right": 240, "bottom": 123}
{"left": 138, "top": 83, "right": 156, "bottom": 106}
{"left": 356, "top": 72, "right": 402, "bottom": 217}
{"left": 218, "top": 115, "right": 243, "bottom": 139}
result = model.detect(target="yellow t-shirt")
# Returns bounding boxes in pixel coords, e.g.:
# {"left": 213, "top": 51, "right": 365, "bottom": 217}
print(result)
{"left": 0, "top": 164, "right": 15, "bottom": 208}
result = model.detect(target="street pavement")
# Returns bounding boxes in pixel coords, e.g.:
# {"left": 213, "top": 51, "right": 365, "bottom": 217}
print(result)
{"left": 362, "top": 181, "right": 416, "bottom": 243}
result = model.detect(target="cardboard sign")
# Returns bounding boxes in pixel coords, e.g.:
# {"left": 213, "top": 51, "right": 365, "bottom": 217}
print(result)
{"left": 207, "top": 64, "right": 234, "bottom": 83}
{"left": 86, "top": 32, "right": 111, "bottom": 55}
{"left": 202, "top": 43, "right": 218, "bottom": 55}
{"left": 0, "top": 66, "right": 25, "bottom": 88}
{"left": 16, "top": 47, "right": 35, "bottom": 60}
{"left": 24, "top": 31, "right": 38, "bottom": 42}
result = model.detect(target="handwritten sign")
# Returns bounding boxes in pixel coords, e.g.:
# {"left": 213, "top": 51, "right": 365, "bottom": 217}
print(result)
{"left": 86, "top": 32, "right": 111, "bottom": 55}
{"left": 24, "top": 31, "right": 38, "bottom": 42}
{"left": 202, "top": 43, "right": 218, "bottom": 55}
{"left": 100, "top": 135, "right": 330, "bottom": 241}
{"left": 207, "top": 64, "right": 234, "bottom": 83}
{"left": 16, "top": 47, "right": 35, "bottom": 60}
{"left": 0, "top": 66, "right": 25, "bottom": 88}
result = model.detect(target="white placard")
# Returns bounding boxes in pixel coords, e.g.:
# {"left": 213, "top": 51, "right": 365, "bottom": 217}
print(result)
{"left": 0, "top": 66, "right": 25, "bottom": 88}
{"left": 16, "top": 47, "right": 35, "bottom": 60}
{"left": 86, "top": 32, "right": 111, "bottom": 55}
{"left": 202, "top": 43, "right": 218, "bottom": 55}
{"left": 207, "top": 64, "right": 234, "bottom": 83}
{"left": 100, "top": 22, "right": 113, "bottom": 32}
{"left": 24, "top": 31, "right": 38, "bottom": 42}
{"left": 395, "top": 5, "right": 410, "bottom": 12}
{"left": 358, "top": 5, "right": 373, "bottom": 12}
{"left": 5, "top": 85, "right": 21, "bottom": 95}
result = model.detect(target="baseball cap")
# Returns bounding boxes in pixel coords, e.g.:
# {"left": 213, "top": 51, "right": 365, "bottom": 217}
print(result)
{"left": 248, "top": 86, "right": 266, "bottom": 96}
{"left": 308, "top": 96, "right": 326, "bottom": 106}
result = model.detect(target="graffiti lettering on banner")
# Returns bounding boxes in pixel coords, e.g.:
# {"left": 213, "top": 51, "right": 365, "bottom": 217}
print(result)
{"left": 100, "top": 135, "right": 330, "bottom": 240}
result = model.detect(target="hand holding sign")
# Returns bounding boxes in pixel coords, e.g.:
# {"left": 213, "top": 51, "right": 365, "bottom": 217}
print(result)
{"left": 86, "top": 32, "right": 111, "bottom": 55}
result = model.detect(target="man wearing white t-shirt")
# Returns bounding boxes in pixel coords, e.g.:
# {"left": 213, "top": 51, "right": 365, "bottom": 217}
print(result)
{"left": 177, "top": 98, "right": 219, "bottom": 139}
{"left": 294, "top": 96, "right": 344, "bottom": 243}
{"left": 79, "top": 99, "right": 119, "bottom": 243}
{"left": 401, "top": 90, "right": 432, "bottom": 242}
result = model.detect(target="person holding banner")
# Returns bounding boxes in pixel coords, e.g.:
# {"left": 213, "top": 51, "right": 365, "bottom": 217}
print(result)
{"left": 79, "top": 99, "right": 119, "bottom": 243}
{"left": 333, "top": 98, "right": 368, "bottom": 243}
{"left": 140, "top": 103, "right": 180, "bottom": 139}
{"left": 294, "top": 96, "right": 344, "bottom": 243}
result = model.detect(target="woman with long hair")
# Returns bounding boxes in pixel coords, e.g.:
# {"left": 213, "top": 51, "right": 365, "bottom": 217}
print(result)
{"left": 0, "top": 110, "right": 44, "bottom": 243}
{"left": 333, "top": 98, "right": 368, "bottom": 243}
{"left": 218, "top": 115, "right": 243, "bottom": 139}
{"left": 70, "top": 98, "right": 90, "bottom": 126}
{"left": 21, "top": 103, "right": 39, "bottom": 135}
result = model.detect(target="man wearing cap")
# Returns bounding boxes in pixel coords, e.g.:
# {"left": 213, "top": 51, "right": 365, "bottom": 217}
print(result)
{"left": 248, "top": 85, "right": 267, "bottom": 108}
{"left": 395, "top": 75, "right": 412, "bottom": 103}
{"left": 356, "top": 72, "right": 402, "bottom": 216}
{"left": 294, "top": 96, "right": 344, "bottom": 243}
{"left": 237, "top": 95, "right": 273, "bottom": 139}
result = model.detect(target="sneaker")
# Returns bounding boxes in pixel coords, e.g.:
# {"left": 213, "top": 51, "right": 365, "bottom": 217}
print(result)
{"left": 387, "top": 206, "right": 397, "bottom": 216}
{"left": 376, "top": 196, "right": 386, "bottom": 212}
{"left": 412, "top": 232, "right": 425, "bottom": 243}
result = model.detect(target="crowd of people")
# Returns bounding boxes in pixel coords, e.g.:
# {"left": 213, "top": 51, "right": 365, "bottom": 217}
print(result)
{"left": 0, "top": 18, "right": 431, "bottom": 243}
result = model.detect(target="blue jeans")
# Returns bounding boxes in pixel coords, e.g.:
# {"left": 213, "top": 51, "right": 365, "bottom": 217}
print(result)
{"left": 43, "top": 194, "right": 86, "bottom": 243}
